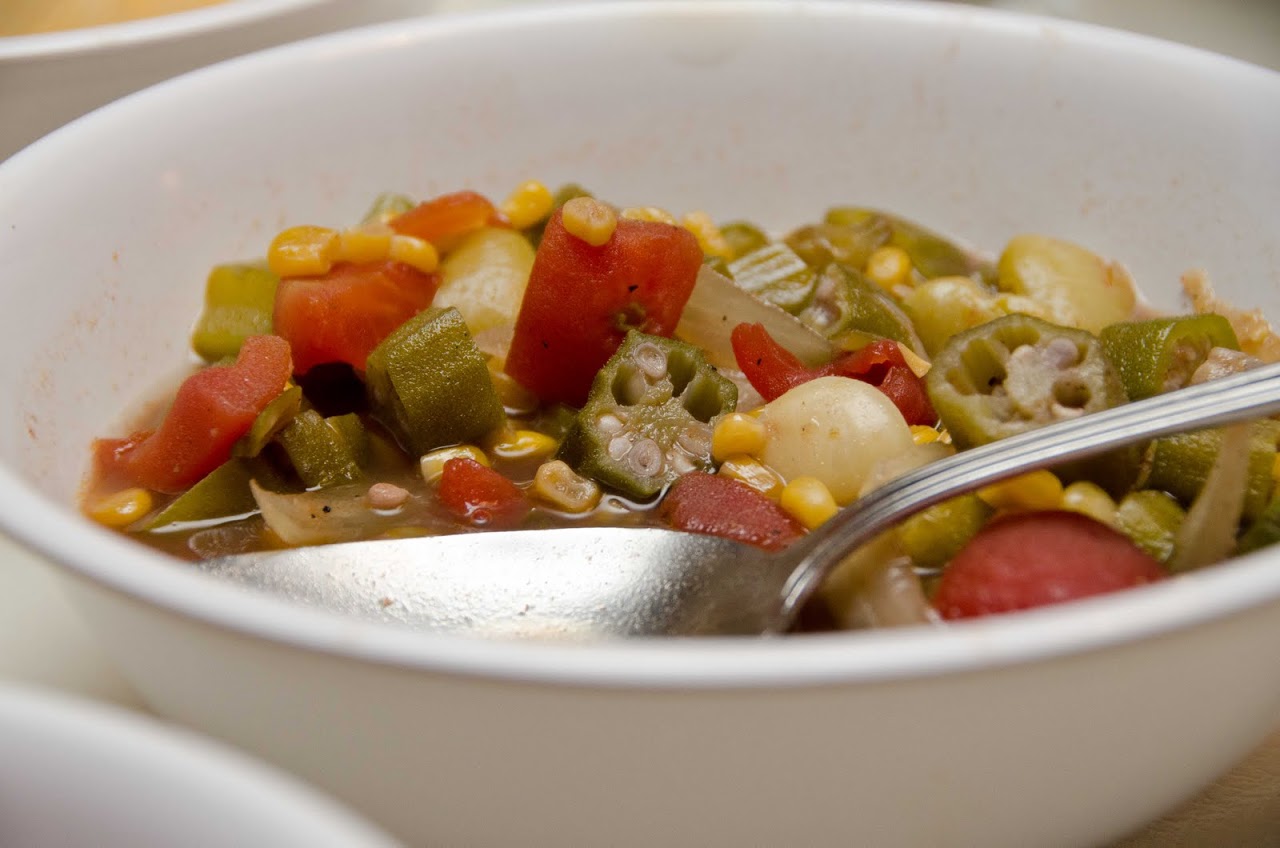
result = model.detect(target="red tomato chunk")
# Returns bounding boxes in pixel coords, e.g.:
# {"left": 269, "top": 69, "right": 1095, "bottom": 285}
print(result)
{"left": 273, "top": 260, "right": 438, "bottom": 375}
{"left": 505, "top": 210, "right": 703, "bottom": 407}
{"left": 437, "top": 457, "right": 530, "bottom": 529}
{"left": 95, "top": 335, "right": 292, "bottom": 493}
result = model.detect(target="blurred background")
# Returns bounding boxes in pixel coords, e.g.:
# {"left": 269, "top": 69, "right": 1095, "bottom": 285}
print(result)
{"left": 3, "top": 1, "right": 1278, "bottom": 161}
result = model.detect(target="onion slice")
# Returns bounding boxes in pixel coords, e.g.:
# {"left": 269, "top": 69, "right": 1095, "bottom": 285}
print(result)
{"left": 251, "top": 480, "right": 450, "bottom": 547}
{"left": 675, "top": 264, "right": 833, "bottom": 370}
{"left": 1168, "top": 422, "right": 1251, "bottom": 573}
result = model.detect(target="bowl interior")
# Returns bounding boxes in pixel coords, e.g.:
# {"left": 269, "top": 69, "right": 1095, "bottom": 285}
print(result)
{"left": 0, "top": 0, "right": 1278, "bottom": 677}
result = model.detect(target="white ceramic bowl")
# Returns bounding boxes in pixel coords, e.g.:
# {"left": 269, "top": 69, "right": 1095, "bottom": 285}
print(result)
{"left": 1, "top": 2, "right": 1279, "bottom": 846}
{"left": 0, "top": 683, "right": 401, "bottom": 847}
{"left": 0, "top": 0, "right": 438, "bottom": 162}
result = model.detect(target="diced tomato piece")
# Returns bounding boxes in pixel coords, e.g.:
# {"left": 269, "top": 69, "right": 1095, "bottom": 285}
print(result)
{"left": 437, "top": 457, "right": 530, "bottom": 528}
{"left": 661, "top": 472, "right": 804, "bottom": 552}
{"left": 388, "top": 190, "right": 506, "bottom": 253}
{"left": 932, "top": 510, "right": 1167, "bottom": 619}
{"left": 505, "top": 210, "right": 703, "bottom": 406}
{"left": 97, "top": 335, "right": 293, "bottom": 493}
{"left": 273, "top": 260, "right": 438, "bottom": 375}
{"left": 731, "top": 323, "right": 937, "bottom": 425}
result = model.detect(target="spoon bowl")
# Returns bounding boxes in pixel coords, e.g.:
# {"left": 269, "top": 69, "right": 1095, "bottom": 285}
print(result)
{"left": 204, "top": 362, "right": 1280, "bottom": 638}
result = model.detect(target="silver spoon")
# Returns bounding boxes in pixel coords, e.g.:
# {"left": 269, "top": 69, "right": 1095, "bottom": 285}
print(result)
{"left": 201, "top": 362, "right": 1280, "bottom": 639}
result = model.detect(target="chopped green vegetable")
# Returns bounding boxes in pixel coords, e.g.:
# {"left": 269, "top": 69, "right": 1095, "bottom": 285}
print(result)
{"left": 896, "top": 494, "right": 992, "bottom": 569}
{"left": 727, "top": 242, "right": 817, "bottom": 314}
{"left": 719, "top": 221, "right": 769, "bottom": 262}
{"left": 190, "top": 264, "right": 278, "bottom": 362}
{"left": 277, "top": 409, "right": 368, "bottom": 489}
{"left": 362, "top": 192, "right": 415, "bottom": 224}
{"left": 1099, "top": 314, "right": 1239, "bottom": 400}
{"left": 558, "top": 331, "right": 737, "bottom": 500}
{"left": 365, "top": 306, "right": 505, "bottom": 457}
{"left": 926, "top": 313, "right": 1136, "bottom": 492}
{"left": 145, "top": 458, "right": 285, "bottom": 532}
{"left": 1141, "top": 421, "right": 1280, "bottom": 522}
{"left": 234, "top": 384, "right": 303, "bottom": 458}
{"left": 1114, "top": 490, "right": 1186, "bottom": 563}
{"left": 824, "top": 207, "right": 995, "bottom": 283}
{"left": 797, "top": 263, "right": 925, "bottom": 353}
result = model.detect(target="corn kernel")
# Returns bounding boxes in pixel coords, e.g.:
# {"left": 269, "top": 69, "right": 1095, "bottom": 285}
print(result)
{"left": 717, "top": 455, "right": 784, "bottom": 501}
{"left": 88, "top": 488, "right": 153, "bottom": 528}
{"left": 978, "top": 470, "right": 1064, "bottom": 512}
{"left": 533, "top": 460, "right": 602, "bottom": 514}
{"left": 865, "top": 245, "right": 913, "bottom": 290}
{"left": 338, "top": 224, "right": 393, "bottom": 264}
{"left": 389, "top": 234, "right": 440, "bottom": 273}
{"left": 500, "top": 180, "right": 554, "bottom": 230}
{"left": 897, "top": 343, "right": 931, "bottom": 377}
{"left": 488, "top": 429, "right": 558, "bottom": 462}
{"left": 681, "top": 210, "right": 733, "bottom": 261}
{"left": 910, "top": 425, "right": 941, "bottom": 445}
{"left": 780, "top": 476, "right": 839, "bottom": 530}
{"left": 561, "top": 197, "right": 618, "bottom": 246}
{"left": 268, "top": 225, "right": 339, "bottom": 278}
{"left": 1061, "top": 481, "right": 1118, "bottom": 525}
{"left": 619, "top": 206, "right": 678, "bottom": 226}
{"left": 421, "top": 445, "right": 489, "bottom": 483}
{"left": 711, "top": 412, "right": 768, "bottom": 461}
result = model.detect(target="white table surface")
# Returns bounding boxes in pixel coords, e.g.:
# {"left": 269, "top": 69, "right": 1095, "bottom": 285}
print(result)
{"left": 2, "top": 1, "right": 1278, "bottom": 845}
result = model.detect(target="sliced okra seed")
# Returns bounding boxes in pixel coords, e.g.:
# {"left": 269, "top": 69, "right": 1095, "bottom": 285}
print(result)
{"left": 632, "top": 343, "right": 668, "bottom": 379}
{"left": 1044, "top": 336, "right": 1081, "bottom": 368}
{"left": 597, "top": 412, "right": 625, "bottom": 434}
{"left": 608, "top": 434, "right": 633, "bottom": 460}
{"left": 676, "top": 422, "right": 712, "bottom": 455}
{"left": 670, "top": 451, "right": 698, "bottom": 475}
{"left": 628, "top": 439, "right": 664, "bottom": 476}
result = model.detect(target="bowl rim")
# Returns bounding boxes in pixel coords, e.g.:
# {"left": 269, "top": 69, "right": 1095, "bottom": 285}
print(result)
{"left": 0, "top": 0, "right": 333, "bottom": 63}
{"left": 4, "top": 0, "right": 1280, "bottom": 690}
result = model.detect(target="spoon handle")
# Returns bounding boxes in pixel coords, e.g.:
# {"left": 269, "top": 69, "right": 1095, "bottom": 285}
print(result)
{"left": 776, "top": 362, "right": 1280, "bottom": 626}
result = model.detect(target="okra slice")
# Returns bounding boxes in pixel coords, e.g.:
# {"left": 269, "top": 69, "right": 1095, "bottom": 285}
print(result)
{"left": 798, "top": 263, "right": 925, "bottom": 353}
{"left": 824, "top": 207, "right": 996, "bottom": 283}
{"left": 727, "top": 242, "right": 817, "bottom": 314}
{"left": 926, "top": 314, "right": 1135, "bottom": 491}
{"left": 558, "top": 331, "right": 737, "bottom": 500}
{"left": 365, "top": 306, "right": 504, "bottom": 457}
{"left": 719, "top": 221, "right": 769, "bottom": 262}
{"left": 1114, "top": 489, "right": 1186, "bottom": 563}
{"left": 276, "top": 409, "right": 369, "bottom": 489}
{"left": 897, "top": 493, "right": 993, "bottom": 570}
{"left": 1099, "top": 314, "right": 1239, "bottom": 400}
{"left": 190, "top": 264, "right": 279, "bottom": 362}
{"left": 1239, "top": 493, "right": 1280, "bottom": 555}
{"left": 1141, "top": 420, "right": 1280, "bottom": 522}
{"left": 785, "top": 214, "right": 891, "bottom": 273}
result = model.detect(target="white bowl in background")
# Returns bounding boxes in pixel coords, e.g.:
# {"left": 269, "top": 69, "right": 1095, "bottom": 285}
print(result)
{"left": 1, "top": 2, "right": 1279, "bottom": 846}
{"left": 0, "top": 683, "right": 402, "bottom": 847}
{"left": 0, "top": 0, "right": 441, "bottom": 162}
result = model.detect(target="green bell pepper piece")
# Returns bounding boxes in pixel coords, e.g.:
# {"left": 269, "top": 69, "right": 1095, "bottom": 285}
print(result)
{"left": 1114, "top": 489, "right": 1186, "bottom": 563}
{"left": 1141, "top": 420, "right": 1279, "bottom": 522}
{"left": 365, "top": 306, "right": 504, "bottom": 457}
{"left": 797, "top": 263, "right": 925, "bottom": 353}
{"left": 190, "top": 264, "right": 279, "bottom": 362}
{"left": 824, "top": 207, "right": 996, "bottom": 284}
{"left": 558, "top": 331, "right": 737, "bottom": 500}
{"left": 727, "top": 242, "right": 817, "bottom": 314}
{"left": 144, "top": 458, "right": 286, "bottom": 532}
{"left": 233, "top": 384, "right": 303, "bottom": 458}
{"left": 926, "top": 313, "right": 1137, "bottom": 492}
{"left": 276, "top": 409, "right": 369, "bottom": 489}
{"left": 1099, "top": 314, "right": 1239, "bottom": 400}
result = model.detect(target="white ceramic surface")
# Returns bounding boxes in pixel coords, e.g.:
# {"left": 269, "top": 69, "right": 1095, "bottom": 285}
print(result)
{"left": 1, "top": 2, "right": 1279, "bottom": 845}
{"left": 0, "top": 682, "right": 402, "bottom": 847}
{"left": 0, "top": 0, "right": 449, "bottom": 162}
